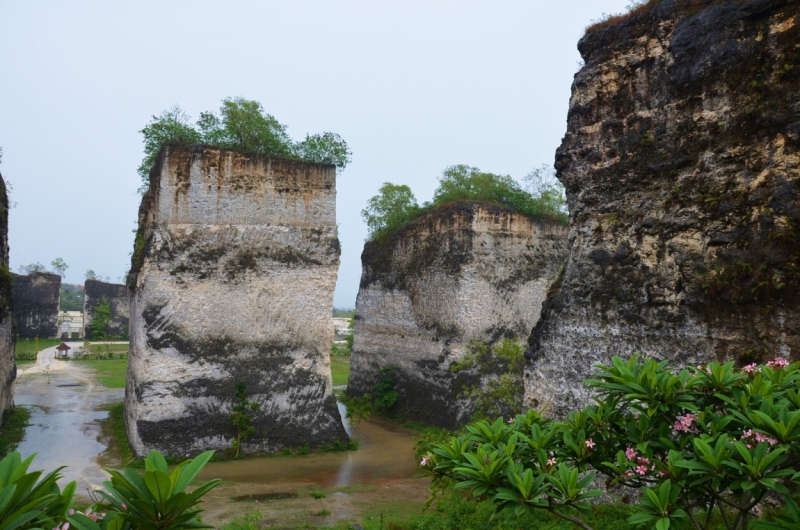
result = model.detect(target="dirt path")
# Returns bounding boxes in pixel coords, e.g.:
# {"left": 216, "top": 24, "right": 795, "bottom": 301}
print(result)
{"left": 14, "top": 346, "right": 124, "bottom": 493}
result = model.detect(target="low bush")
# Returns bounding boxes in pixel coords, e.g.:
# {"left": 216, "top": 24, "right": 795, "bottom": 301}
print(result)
{"left": 0, "top": 449, "right": 219, "bottom": 530}
{"left": 423, "top": 356, "right": 800, "bottom": 530}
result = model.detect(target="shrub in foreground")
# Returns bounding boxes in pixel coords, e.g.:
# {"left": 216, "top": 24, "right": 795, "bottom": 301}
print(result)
{"left": 0, "top": 449, "right": 218, "bottom": 530}
{"left": 423, "top": 356, "right": 800, "bottom": 530}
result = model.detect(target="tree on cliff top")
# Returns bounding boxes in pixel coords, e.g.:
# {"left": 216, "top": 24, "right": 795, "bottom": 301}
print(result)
{"left": 361, "top": 183, "right": 421, "bottom": 239}
{"left": 138, "top": 98, "right": 352, "bottom": 194}
{"left": 362, "top": 164, "right": 567, "bottom": 240}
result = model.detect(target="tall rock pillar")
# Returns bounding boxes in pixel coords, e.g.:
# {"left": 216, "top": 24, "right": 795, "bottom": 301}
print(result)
{"left": 348, "top": 202, "right": 569, "bottom": 429}
{"left": 0, "top": 172, "right": 14, "bottom": 422}
{"left": 525, "top": 0, "right": 800, "bottom": 417}
{"left": 126, "top": 145, "right": 346, "bottom": 457}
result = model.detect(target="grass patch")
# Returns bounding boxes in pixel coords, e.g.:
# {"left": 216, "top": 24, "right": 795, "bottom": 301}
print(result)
{"left": 14, "top": 338, "right": 60, "bottom": 361}
{"left": 98, "top": 402, "right": 135, "bottom": 466}
{"left": 73, "top": 357, "right": 128, "bottom": 388}
{"left": 0, "top": 406, "right": 31, "bottom": 456}
{"left": 331, "top": 356, "right": 350, "bottom": 387}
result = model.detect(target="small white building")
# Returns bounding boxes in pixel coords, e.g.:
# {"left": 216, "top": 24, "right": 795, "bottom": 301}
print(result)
{"left": 57, "top": 311, "right": 84, "bottom": 340}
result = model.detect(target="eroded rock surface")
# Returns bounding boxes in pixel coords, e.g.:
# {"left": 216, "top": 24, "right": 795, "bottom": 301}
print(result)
{"left": 0, "top": 172, "right": 14, "bottom": 421}
{"left": 348, "top": 202, "right": 569, "bottom": 429}
{"left": 84, "top": 280, "right": 129, "bottom": 339}
{"left": 126, "top": 145, "right": 346, "bottom": 457}
{"left": 526, "top": 0, "right": 800, "bottom": 417}
{"left": 11, "top": 272, "right": 60, "bottom": 339}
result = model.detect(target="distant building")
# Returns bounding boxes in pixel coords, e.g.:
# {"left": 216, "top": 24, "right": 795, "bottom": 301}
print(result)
{"left": 56, "top": 342, "right": 72, "bottom": 359}
{"left": 57, "top": 311, "right": 84, "bottom": 340}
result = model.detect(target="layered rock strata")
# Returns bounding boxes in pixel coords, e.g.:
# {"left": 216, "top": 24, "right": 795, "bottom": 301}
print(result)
{"left": 348, "top": 202, "right": 569, "bottom": 429}
{"left": 84, "top": 279, "right": 129, "bottom": 339}
{"left": 126, "top": 145, "right": 346, "bottom": 457}
{"left": 526, "top": 0, "right": 800, "bottom": 417}
{"left": 0, "top": 173, "right": 14, "bottom": 422}
{"left": 11, "top": 272, "right": 60, "bottom": 339}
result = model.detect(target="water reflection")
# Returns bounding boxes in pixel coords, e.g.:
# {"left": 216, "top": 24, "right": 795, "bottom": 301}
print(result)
{"left": 15, "top": 367, "right": 124, "bottom": 490}
{"left": 199, "top": 415, "right": 420, "bottom": 487}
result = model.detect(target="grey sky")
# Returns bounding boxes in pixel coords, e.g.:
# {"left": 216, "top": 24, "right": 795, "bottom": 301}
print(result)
{"left": 0, "top": 0, "right": 630, "bottom": 307}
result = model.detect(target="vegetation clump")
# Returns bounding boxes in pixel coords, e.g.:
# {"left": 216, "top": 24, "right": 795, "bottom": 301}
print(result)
{"left": 584, "top": 0, "right": 753, "bottom": 36}
{"left": 137, "top": 98, "right": 351, "bottom": 194}
{"left": 450, "top": 338, "right": 525, "bottom": 421}
{"left": 423, "top": 355, "right": 800, "bottom": 530}
{"left": 362, "top": 164, "right": 567, "bottom": 241}
{"left": 229, "top": 382, "right": 260, "bottom": 458}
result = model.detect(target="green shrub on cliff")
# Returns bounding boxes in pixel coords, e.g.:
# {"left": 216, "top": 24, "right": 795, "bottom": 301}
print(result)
{"left": 361, "top": 183, "right": 422, "bottom": 239}
{"left": 138, "top": 98, "right": 352, "bottom": 194}
{"left": 362, "top": 164, "right": 567, "bottom": 240}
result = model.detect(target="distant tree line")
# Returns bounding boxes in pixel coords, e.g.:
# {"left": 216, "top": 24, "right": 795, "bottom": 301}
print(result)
{"left": 362, "top": 164, "right": 568, "bottom": 241}
{"left": 138, "top": 97, "right": 352, "bottom": 194}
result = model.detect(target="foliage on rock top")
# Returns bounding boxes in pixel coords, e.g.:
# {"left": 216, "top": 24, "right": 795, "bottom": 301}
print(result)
{"left": 362, "top": 164, "right": 568, "bottom": 241}
{"left": 422, "top": 355, "right": 800, "bottom": 530}
{"left": 584, "top": 0, "right": 755, "bottom": 36}
{"left": 137, "top": 97, "right": 352, "bottom": 194}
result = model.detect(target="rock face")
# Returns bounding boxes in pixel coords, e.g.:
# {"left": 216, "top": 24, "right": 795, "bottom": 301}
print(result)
{"left": 0, "top": 172, "right": 14, "bottom": 422}
{"left": 84, "top": 280, "right": 129, "bottom": 339}
{"left": 525, "top": 0, "right": 800, "bottom": 417}
{"left": 11, "top": 272, "right": 60, "bottom": 339}
{"left": 126, "top": 145, "right": 346, "bottom": 457}
{"left": 348, "top": 202, "right": 569, "bottom": 429}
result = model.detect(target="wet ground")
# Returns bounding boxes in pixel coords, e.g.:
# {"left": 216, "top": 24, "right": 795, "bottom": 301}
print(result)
{"left": 200, "top": 417, "right": 430, "bottom": 527}
{"left": 13, "top": 347, "right": 431, "bottom": 528}
{"left": 14, "top": 345, "right": 124, "bottom": 491}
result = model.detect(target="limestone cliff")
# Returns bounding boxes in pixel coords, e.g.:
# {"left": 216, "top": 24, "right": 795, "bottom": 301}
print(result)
{"left": 348, "top": 202, "right": 569, "bottom": 429}
{"left": 126, "top": 144, "right": 346, "bottom": 457}
{"left": 0, "top": 172, "right": 14, "bottom": 422}
{"left": 11, "top": 272, "right": 60, "bottom": 339}
{"left": 526, "top": 0, "right": 800, "bottom": 417}
{"left": 84, "top": 279, "right": 129, "bottom": 339}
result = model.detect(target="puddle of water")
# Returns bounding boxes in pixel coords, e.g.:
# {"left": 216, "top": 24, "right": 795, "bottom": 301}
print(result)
{"left": 14, "top": 368, "right": 124, "bottom": 492}
{"left": 199, "top": 415, "right": 421, "bottom": 488}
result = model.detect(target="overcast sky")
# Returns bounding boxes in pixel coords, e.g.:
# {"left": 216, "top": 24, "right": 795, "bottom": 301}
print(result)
{"left": 0, "top": 0, "right": 630, "bottom": 307}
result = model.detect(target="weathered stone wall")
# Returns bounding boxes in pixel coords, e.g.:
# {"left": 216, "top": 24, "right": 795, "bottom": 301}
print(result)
{"left": 84, "top": 280, "right": 129, "bottom": 339}
{"left": 11, "top": 272, "right": 60, "bottom": 339}
{"left": 126, "top": 144, "right": 346, "bottom": 457}
{"left": 348, "top": 202, "right": 569, "bottom": 429}
{"left": 0, "top": 172, "right": 15, "bottom": 422}
{"left": 525, "top": 0, "right": 800, "bottom": 417}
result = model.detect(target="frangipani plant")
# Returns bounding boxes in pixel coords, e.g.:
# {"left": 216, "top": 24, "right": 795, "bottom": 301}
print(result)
{"left": 423, "top": 355, "right": 800, "bottom": 530}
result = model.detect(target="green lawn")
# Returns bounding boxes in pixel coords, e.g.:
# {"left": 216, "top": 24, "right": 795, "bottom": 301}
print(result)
{"left": 14, "top": 338, "right": 61, "bottom": 361}
{"left": 82, "top": 342, "right": 129, "bottom": 355}
{"left": 331, "top": 356, "right": 350, "bottom": 387}
{"left": 0, "top": 407, "right": 31, "bottom": 456}
{"left": 73, "top": 358, "right": 128, "bottom": 388}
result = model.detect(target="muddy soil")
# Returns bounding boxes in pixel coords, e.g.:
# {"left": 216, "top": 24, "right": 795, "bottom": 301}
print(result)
{"left": 199, "top": 416, "right": 430, "bottom": 527}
